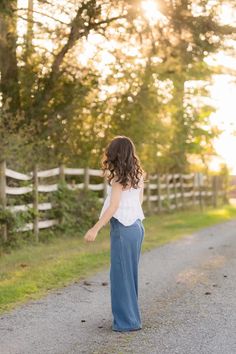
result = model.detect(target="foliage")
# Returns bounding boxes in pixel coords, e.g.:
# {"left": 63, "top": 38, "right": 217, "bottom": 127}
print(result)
{"left": 0, "top": 207, "right": 34, "bottom": 248}
{"left": 0, "top": 0, "right": 235, "bottom": 172}
{"left": 50, "top": 181, "right": 102, "bottom": 235}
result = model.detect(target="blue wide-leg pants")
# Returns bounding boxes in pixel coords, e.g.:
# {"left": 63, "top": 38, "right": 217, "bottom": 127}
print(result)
{"left": 109, "top": 216, "right": 145, "bottom": 332}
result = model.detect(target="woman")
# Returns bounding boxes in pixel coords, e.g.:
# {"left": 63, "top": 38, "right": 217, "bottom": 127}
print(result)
{"left": 84, "top": 135, "right": 146, "bottom": 332}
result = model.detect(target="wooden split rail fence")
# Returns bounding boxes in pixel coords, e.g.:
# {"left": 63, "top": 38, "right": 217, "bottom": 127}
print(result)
{"left": 0, "top": 160, "right": 227, "bottom": 242}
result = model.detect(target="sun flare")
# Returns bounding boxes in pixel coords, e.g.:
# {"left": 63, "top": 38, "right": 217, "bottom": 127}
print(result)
{"left": 141, "top": 0, "right": 167, "bottom": 25}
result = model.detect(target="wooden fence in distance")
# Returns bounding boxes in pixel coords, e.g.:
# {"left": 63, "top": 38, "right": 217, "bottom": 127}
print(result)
{"left": 0, "top": 160, "right": 227, "bottom": 242}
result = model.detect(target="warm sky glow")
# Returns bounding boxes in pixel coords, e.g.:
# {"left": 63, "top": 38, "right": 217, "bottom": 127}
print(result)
{"left": 208, "top": 73, "right": 236, "bottom": 174}
{"left": 141, "top": 0, "right": 168, "bottom": 25}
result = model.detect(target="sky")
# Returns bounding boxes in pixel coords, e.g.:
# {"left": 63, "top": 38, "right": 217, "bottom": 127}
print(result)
{"left": 204, "top": 1, "right": 236, "bottom": 174}
{"left": 208, "top": 71, "right": 236, "bottom": 174}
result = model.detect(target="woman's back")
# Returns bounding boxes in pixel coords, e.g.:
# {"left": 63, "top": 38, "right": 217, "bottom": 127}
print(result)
{"left": 99, "top": 179, "right": 145, "bottom": 226}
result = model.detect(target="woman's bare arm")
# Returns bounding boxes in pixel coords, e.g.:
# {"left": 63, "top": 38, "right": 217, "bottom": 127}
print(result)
{"left": 84, "top": 181, "right": 123, "bottom": 242}
{"left": 91, "top": 181, "right": 123, "bottom": 233}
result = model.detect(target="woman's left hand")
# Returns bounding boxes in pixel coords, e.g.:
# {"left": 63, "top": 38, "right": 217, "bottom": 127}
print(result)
{"left": 84, "top": 227, "right": 98, "bottom": 242}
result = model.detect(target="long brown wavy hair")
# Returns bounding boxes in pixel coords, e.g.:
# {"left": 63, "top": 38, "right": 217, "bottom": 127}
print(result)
{"left": 101, "top": 136, "right": 146, "bottom": 189}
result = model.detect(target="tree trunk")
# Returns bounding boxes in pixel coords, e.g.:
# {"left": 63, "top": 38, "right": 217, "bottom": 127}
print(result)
{"left": 0, "top": 0, "right": 20, "bottom": 115}
{"left": 170, "top": 76, "right": 187, "bottom": 171}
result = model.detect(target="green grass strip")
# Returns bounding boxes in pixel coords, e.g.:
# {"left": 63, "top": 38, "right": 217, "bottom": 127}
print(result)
{"left": 0, "top": 204, "right": 236, "bottom": 314}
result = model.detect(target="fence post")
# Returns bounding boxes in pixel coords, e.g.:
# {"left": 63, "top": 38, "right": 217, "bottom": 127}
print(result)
{"left": 146, "top": 172, "right": 151, "bottom": 214}
{"left": 59, "top": 164, "right": 65, "bottom": 183}
{"left": 33, "top": 164, "right": 39, "bottom": 242}
{"left": 0, "top": 160, "right": 7, "bottom": 242}
{"left": 84, "top": 167, "right": 89, "bottom": 191}
{"left": 219, "top": 175, "right": 226, "bottom": 205}
{"left": 157, "top": 173, "right": 162, "bottom": 212}
{"left": 192, "top": 173, "right": 196, "bottom": 207}
{"left": 212, "top": 175, "right": 218, "bottom": 207}
{"left": 197, "top": 172, "right": 203, "bottom": 210}
{"left": 103, "top": 176, "right": 108, "bottom": 201}
{"left": 211, "top": 175, "right": 214, "bottom": 206}
{"left": 165, "top": 174, "right": 171, "bottom": 211}
{"left": 179, "top": 174, "right": 185, "bottom": 209}
{"left": 173, "top": 174, "right": 178, "bottom": 210}
{"left": 222, "top": 174, "right": 229, "bottom": 204}
{"left": 203, "top": 174, "right": 207, "bottom": 208}
{"left": 205, "top": 174, "right": 210, "bottom": 207}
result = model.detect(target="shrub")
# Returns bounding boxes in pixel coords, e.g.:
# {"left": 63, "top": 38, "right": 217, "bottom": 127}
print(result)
{"left": 50, "top": 181, "right": 102, "bottom": 236}
{"left": 0, "top": 206, "right": 34, "bottom": 249}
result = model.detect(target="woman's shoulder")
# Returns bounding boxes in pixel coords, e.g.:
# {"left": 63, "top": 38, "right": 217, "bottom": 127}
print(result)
{"left": 107, "top": 177, "right": 121, "bottom": 189}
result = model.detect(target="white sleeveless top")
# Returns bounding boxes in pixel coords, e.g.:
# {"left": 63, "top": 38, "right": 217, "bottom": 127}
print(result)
{"left": 99, "top": 180, "right": 145, "bottom": 226}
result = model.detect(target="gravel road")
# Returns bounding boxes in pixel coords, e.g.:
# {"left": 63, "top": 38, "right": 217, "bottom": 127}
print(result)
{"left": 1, "top": 219, "right": 236, "bottom": 354}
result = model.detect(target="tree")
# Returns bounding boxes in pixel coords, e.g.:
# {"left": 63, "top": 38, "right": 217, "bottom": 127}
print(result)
{"left": 0, "top": 0, "right": 20, "bottom": 115}
{"left": 147, "top": 0, "right": 236, "bottom": 171}
{"left": 0, "top": 0, "right": 235, "bottom": 173}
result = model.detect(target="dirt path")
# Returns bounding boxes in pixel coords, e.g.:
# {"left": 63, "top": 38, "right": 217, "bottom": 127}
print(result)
{"left": 1, "top": 219, "right": 236, "bottom": 354}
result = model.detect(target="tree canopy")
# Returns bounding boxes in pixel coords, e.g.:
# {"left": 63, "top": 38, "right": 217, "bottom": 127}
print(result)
{"left": 0, "top": 0, "right": 235, "bottom": 172}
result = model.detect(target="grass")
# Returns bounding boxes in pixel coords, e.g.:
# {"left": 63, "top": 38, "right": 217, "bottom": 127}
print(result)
{"left": 1, "top": 204, "right": 236, "bottom": 315}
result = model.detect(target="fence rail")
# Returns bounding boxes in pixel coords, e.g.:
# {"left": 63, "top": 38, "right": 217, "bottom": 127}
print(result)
{"left": 0, "top": 160, "right": 227, "bottom": 242}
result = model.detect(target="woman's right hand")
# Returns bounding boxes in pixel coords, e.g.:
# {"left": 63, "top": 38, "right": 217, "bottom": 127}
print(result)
{"left": 84, "top": 227, "right": 98, "bottom": 242}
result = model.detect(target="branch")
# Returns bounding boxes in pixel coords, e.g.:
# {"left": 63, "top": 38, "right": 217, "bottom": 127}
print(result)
{"left": 93, "top": 15, "right": 126, "bottom": 28}
{"left": 17, "top": 15, "right": 66, "bottom": 38}
{"left": 33, "top": 3, "right": 126, "bottom": 110}
{"left": 16, "top": 8, "right": 70, "bottom": 26}
{"left": 50, "top": 15, "right": 126, "bottom": 77}
{"left": 17, "top": 14, "right": 46, "bottom": 28}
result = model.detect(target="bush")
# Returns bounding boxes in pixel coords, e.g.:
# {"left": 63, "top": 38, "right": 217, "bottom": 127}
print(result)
{"left": 0, "top": 206, "right": 34, "bottom": 249}
{"left": 0, "top": 182, "right": 102, "bottom": 251}
{"left": 50, "top": 181, "right": 102, "bottom": 236}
